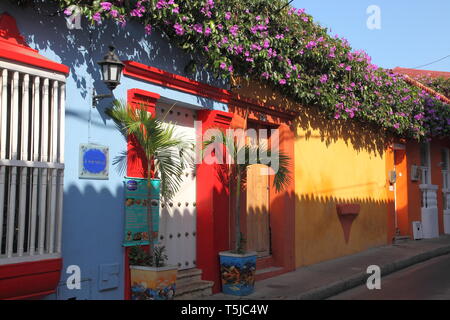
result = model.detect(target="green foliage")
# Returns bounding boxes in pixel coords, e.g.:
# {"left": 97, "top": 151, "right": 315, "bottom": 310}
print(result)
{"left": 203, "top": 129, "right": 291, "bottom": 253}
{"left": 21, "top": 0, "right": 450, "bottom": 139}
{"left": 128, "top": 245, "right": 168, "bottom": 267}
{"left": 106, "top": 100, "right": 193, "bottom": 201}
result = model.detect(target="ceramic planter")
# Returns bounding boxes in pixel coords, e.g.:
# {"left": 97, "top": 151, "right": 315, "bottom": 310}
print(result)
{"left": 219, "top": 251, "right": 257, "bottom": 296}
{"left": 130, "top": 265, "right": 177, "bottom": 300}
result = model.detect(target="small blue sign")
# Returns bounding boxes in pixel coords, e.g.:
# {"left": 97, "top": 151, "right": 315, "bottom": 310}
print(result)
{"left": 79, "top": 144, "right": 109, "bottom": 180}
{"left": 126, "top": 180, "right": 138, "bottom": 191}
{"left": 83, "top": 149, "right": 107, "bottom": 174}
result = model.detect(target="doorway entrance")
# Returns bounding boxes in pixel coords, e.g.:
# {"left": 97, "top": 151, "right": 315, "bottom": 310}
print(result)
{"left": 156, "top": 103, "right": 197, "bottom": 270}
{"left": 245, "top": 121, "right": 271, "bottom": 257}
{"left": 394, "top": 148, "right": 409, "bottom": 236}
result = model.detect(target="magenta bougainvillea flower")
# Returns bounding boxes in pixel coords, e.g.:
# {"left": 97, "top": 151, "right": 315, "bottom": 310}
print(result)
{"left": 319, "top": 74, "right": 328, "bottom": 83}
{"left": 144, "top": 24, "right": 152, "bottom": 35}
{"left": 61, "top": 0, "right": 450, "bottom": 139}
{"left": 100, "top": 2, "right": 112, "bottom": 11}
{"left": 173, "top": 22, "right": 184, "bottom": 35}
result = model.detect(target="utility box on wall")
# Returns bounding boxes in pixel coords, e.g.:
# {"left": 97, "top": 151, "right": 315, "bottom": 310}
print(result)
{"left": 412, "top": 221, "right": 424, "bottom": 240}
{"left": 410, "top": 165, "right": 421, "bottom": 182}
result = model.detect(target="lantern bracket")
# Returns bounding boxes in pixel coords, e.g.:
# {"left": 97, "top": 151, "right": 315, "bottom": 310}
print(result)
{"left": 92, "top": 88, "right": 113, "bottom": 107}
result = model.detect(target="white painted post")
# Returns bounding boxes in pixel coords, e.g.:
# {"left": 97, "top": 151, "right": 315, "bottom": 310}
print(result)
{"left": 55, "top": 83, "right": 65, "bottom": 254}
{"left": 41, "top": 78, "right": 49, "bottom": 162}
{"left": 47, "top": 168, "right": 57, "bottom": 254}
{"left": 32, "top": 77, "right": 40, "bottom": 162}
{"left": 38, "top": 78, "right": 49, "bottom": 255}
{"left": 17, "top": 74, "right": 30, "bottom": 256}
{"left": 38, "top": 168, "right": 48, "bottom": 255}
{"left": 59, "top": 83, "right": 65, "bottom": 164}
{"left": 28, "top": 76, "right": 40, "bottom": 256}
{"left": 6, "top": 167, "right": 17, "bottom": 258}
{"left": 6, "top": 72, "right": 20, "bottom": 257}
{"left": 29, "top": 167, "right": 39, "bottom": 255}
{"left": 21, "top": 74, "right": 30, "bottom": 161}
{"left": 51, "top": 81, "right": 58, "bottom": 162}
{"left": 17, "top": 167, "right": 27, "bottom": 256}
{"left": 0, "top": 69, "right": 7, "bottom": 252}
{"left": 10, "top": 72, "right": 19, "bottom": 160}
{"left": 55, "top": 170, "right": 64, "bottom": 253}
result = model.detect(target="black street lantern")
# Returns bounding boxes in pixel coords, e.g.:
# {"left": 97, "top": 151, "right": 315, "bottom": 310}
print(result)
{"left": 97, "top": 45, "right": 124, "bottom": 90}
{"left": 93, "top": 45, "right": 124, "bottom": 106}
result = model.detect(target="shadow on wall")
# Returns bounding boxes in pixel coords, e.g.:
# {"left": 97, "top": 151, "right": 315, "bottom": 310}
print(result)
{"left": 231, "top": 78, "right": 390, "bottom": 157}
{"left": 57, "top": 183, "right": 125, "bottom": 300}
{"left": 3, "top": 2, "right": 226, "bottom": 117}
{"left": 293, "top": 191, "right": 391, "bottom": 268}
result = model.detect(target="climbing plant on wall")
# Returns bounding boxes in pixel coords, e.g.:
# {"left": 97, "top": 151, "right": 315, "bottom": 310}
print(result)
{"left": 14, "top": 0, "right": 450, "bottom": 139}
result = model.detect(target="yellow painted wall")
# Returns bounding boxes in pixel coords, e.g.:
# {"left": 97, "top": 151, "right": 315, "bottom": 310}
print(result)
{"left": 295, "top": 120, "right": 389, "bottom": 267}
{"left": 233, "top": 77, "right": 390, "bottom": 268}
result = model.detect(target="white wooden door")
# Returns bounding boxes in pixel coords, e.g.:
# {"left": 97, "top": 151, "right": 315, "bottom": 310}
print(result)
{"left": 156, "top": 104, "right": 197, "bottom": 270}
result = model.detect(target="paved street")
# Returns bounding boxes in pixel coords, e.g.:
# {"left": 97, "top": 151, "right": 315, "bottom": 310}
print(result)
{"left": 329, "top": 254, "right": 450, "bottom": 300}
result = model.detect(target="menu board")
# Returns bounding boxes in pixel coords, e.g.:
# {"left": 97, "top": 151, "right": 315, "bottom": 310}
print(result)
{"left": 123, "top": 177, "right": 160, "bottom": 247}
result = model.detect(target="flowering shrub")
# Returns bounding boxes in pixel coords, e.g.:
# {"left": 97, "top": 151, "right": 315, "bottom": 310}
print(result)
{"left": 56, "top": 0, "right": 450, "bottom": 139}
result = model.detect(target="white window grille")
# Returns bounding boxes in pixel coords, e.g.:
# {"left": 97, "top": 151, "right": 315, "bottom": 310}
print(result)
{"left": 419, "top": 142, "right": 431, "bottom": 185}
{"left": 442, "top": 148, "right": 450, "bottom": 211}
{"left": 0, "top": 60, "right": 66, "bottom": 265}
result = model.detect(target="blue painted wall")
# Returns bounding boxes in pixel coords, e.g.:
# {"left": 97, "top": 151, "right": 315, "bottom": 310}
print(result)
{"left": 0, "top": 2, "right": 227, "bottom": 300}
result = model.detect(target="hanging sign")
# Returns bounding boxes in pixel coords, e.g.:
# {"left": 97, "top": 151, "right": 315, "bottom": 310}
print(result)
{"left": 123, "top": 177, "right": 160, "bottom": 247}
{"left": 79, "top": 144, "right": 109, "bottom": 179}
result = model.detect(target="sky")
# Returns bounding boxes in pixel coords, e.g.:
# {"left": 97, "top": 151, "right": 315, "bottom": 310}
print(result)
{"left": 291, "top": 0, "right": 450, "bottom": 72}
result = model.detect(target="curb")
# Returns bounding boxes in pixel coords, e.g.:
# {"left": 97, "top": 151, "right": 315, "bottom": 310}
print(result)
{"left": 295, "top": 244, "right": 450, "bottom": 300}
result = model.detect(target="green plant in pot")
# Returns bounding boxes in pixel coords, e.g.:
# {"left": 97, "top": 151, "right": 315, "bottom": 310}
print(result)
{"left": 203, "top": 129, "right": 291, "bottom": 296}
{"left": 106, "top": 100, "right": 192, "bottom": 300}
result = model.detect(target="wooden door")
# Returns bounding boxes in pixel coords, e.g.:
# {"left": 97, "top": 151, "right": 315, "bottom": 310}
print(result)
{"left": 246, "top": 164, "right": 270, "bottom": 256}
{"left": 394, "top": 149, "right": 409, "bottom": 236}
{"left": 245, "top": 121, "right": 271, "bottom": 257}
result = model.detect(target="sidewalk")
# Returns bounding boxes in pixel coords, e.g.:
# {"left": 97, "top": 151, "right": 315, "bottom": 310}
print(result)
{"left": 203, "top": 235, "right": 450, "bottom": 300}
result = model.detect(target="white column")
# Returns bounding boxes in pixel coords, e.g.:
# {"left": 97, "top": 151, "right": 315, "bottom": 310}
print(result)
{"left": 32, "top": 77, "right": 41, "bottom": 162}
{"left": 419, "top": 184, "right": 439, "bottom": 239}
{"left": 21, "top": 74, "right": 30, "bottom": 160}
{"left": 17, "top": 167, "right": 28, "bottom": 256}
{"left": 0, "top": 69, "right": 7, "bottom": 252}
{"left": 59, "top": 83, "right": 65, "bottom": 164}
{"left": 28, "top": 167, "right": 39, "bottom": 255}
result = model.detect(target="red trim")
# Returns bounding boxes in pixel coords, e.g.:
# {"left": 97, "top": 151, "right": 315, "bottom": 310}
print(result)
{"left": 124, "top": 89, "right": 160, "bottom": 300}
{"left": 123, "top": 60, "right": 231, "bottom": 103}
{"left": 122, "top": 61, "right": 297, "bottom": 292}
{"left": 126, "top": 89, "right": 160, "bottom": 178}
{"left": 123, "top": 60, "right": 298, "bottom": 120}
{"left": 0, "top": 13, "right": 69, "bottom": 75}
{"left": 196, "top": 109, "right": 233, "bottom": 293}
{"left": 0, "top": 258, "right": 62, "bottom": 300}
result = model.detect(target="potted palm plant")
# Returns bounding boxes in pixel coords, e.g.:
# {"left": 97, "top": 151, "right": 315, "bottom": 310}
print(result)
{"left": 106, "top": 100, "right": 192, "bottom": 300}
{"left": 203, "top": 129, "right": 291, "bottom": 296}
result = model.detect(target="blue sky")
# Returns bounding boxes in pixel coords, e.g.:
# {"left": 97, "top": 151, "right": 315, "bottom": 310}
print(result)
{"left": 291, "top": 0, "right": 450, "bottom": 72}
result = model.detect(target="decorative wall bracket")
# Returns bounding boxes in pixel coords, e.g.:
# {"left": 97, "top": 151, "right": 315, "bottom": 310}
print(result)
{"left": 336, "top": 203, "right": 360, "bottom": 244}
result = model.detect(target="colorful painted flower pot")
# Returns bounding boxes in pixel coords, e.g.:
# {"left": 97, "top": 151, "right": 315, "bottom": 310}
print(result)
{"left": 219, "top": 251, "right": 257, "bottom": 296}
{"left": 130, "top": 265, "right": 177, "bottom": 300}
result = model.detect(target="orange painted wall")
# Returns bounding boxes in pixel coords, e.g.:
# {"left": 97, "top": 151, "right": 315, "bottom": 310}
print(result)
{"left": 404, "top": 138, "right": 450, "bottom": 237}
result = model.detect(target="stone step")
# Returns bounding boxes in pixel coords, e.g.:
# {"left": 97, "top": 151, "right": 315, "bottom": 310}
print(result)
{"left": 255, "top": 266, "right": 284, "bottom": 276}
{"left": 394, "top": 236, "right": 411, "bottom": 244}
{"left": 176, "top": 268, "right": 202, "bottom": 287}
{"left": 175, "top": 280, "right": 214, "bottom": 300}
